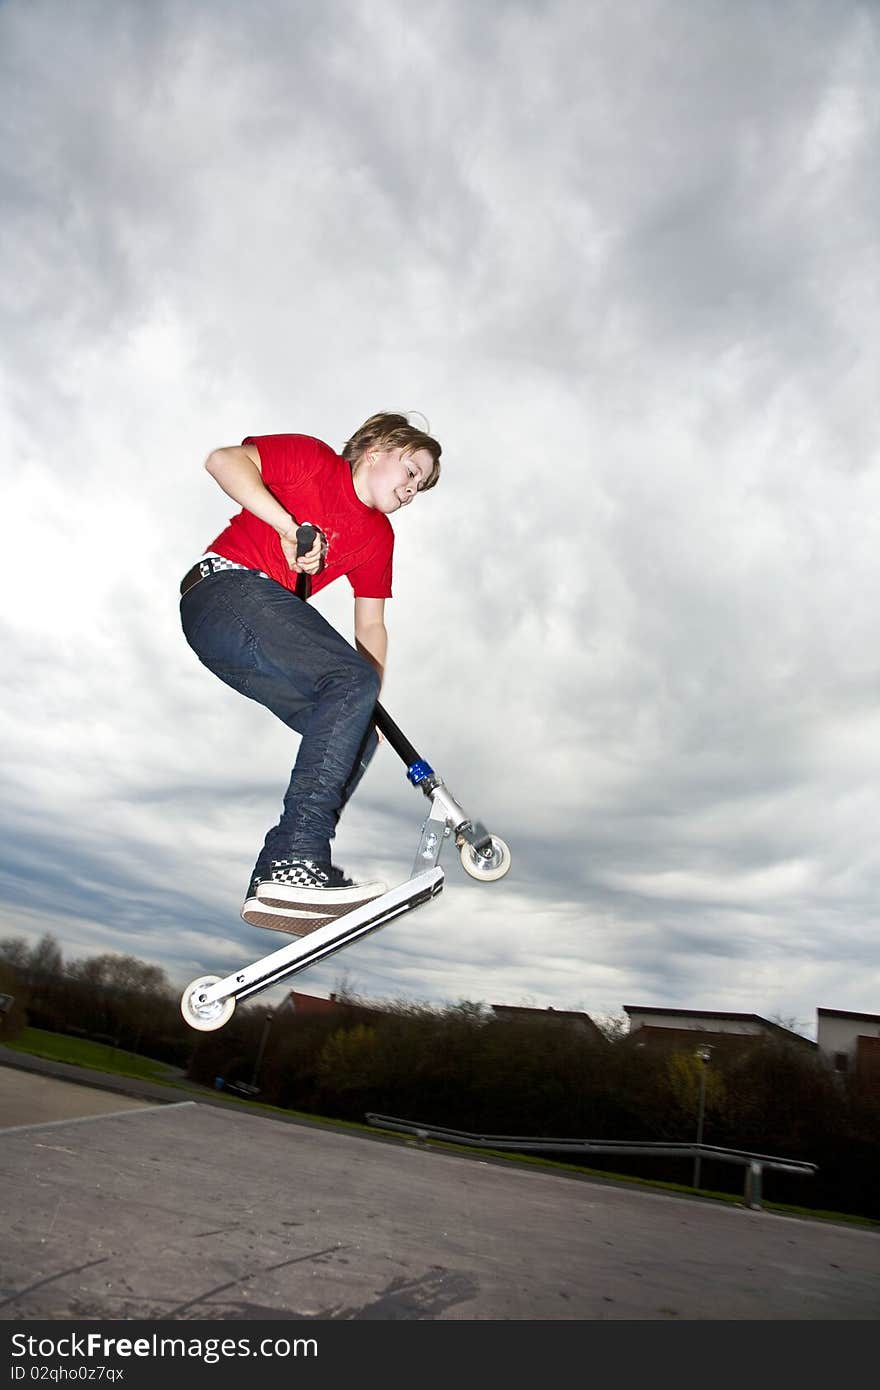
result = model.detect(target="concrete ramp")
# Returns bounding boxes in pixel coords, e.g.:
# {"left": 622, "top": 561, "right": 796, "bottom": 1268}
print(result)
{"left": 0, "top": 1064, "right": 157, "bottom": 1128}
{"left": 1, "top": 1099, "right": 878, "bottom": 1320}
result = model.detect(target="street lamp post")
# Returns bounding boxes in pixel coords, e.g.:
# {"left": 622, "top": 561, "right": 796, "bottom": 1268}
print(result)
{"left": 693, "top": 1045, "right": 712, "bottom": 1189}
{"left": 250, "top": 1010, "right": 274, "bottom": 1090}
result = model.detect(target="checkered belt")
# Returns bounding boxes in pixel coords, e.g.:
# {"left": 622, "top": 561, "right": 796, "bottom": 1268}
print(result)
{"left": 179, "top": 556, "right": 269, "bottom": 597}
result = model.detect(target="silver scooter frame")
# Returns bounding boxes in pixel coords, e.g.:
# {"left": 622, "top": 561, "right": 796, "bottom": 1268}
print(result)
{"left": 180, "top": 741, "right": 509, "bottom": 1031}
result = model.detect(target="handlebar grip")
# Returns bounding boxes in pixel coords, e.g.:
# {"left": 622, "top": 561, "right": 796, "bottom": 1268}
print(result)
{"left": 296, "top": 523, "right": 317, "bottom": 559}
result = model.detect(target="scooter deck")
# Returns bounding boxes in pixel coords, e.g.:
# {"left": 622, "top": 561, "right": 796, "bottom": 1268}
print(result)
{"left": 197, "top": 866, "right": 444, "bottom": 1010}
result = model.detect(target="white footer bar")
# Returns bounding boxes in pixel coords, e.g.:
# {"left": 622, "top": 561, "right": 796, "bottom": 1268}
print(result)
{"left": 200, "top": 867, "right": 445, "bottom": 1006}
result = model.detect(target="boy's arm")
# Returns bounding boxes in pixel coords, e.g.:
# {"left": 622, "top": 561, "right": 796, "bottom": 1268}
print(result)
{"left": 354, "top": 597, "right": 388, "bottom": 685}
{"left": 204, "top": 444, "right": 321, "bottom": 573}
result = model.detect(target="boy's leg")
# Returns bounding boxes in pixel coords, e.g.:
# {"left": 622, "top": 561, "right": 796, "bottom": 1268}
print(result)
{"left": 180, "top": 571, "right": 383, "bottom": 918}
{"left": 258, "top": 645, "right": 380, "bottom": 865}
{"left": 336, "top": 724, "right": 381, "bottom": 825}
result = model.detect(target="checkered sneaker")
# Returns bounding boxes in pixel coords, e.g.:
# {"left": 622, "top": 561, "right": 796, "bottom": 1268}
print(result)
{"left": 265, "top": 859, "right": 331, "bottom": 888}
{"left": 252, "top": 857, "right": 386, "bottom": 915}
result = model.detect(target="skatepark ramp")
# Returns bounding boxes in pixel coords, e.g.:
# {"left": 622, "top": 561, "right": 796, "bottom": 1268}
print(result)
{"left": 4, "top": 1079, "right": 877, "bottom": 1319}
{"left": 364, "top": 1113, "right": 818, "bottom": 1210}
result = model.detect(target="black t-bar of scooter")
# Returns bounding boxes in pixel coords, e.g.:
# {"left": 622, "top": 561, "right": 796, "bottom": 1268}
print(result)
{"left": 294, "top": 523, "right": 434, "bottom": 787}
{"left": 295, "top": 523, "right": 319, "bottom": 601}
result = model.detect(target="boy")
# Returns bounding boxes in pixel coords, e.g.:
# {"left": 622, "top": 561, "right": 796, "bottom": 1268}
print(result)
{"left": 180, "top": 412, "right": 442, "bottom": 934}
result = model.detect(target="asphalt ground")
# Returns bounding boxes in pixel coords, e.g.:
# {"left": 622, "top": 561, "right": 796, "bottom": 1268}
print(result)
{"left": 0, "top": 1063, "right": 155, "bottom": 1127}
{"left": 1, "top": 1056, "right": 878, "bottom": 1321}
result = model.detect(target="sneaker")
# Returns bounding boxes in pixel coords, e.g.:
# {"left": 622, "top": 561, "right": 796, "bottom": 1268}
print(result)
{"left": 253, "top": 858, "right": 386, "bottom": 916}
{"left": 240, "top": 893, "right": 332, "bottom": 936}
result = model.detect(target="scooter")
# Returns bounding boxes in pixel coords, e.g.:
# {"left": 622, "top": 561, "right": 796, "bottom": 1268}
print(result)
{"left": 179, "top": 528, "right": 510, "bottom": 1032}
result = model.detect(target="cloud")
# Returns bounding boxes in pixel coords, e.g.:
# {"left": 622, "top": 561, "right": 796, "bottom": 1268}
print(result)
{"left": 2, "top": 0, "right": 879, "bottom": 1039}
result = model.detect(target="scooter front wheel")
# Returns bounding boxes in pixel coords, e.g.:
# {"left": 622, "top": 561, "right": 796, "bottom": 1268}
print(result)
{"left": 459, "top": 835, "right": 511, "bottom": 882}
{"left": 180, "top": 974, "right": 236, "bottom": 1032}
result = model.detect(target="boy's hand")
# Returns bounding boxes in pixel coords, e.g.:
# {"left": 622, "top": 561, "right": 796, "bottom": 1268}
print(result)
{"left": 280, "top": 525, "right": 325, "bottom": 574}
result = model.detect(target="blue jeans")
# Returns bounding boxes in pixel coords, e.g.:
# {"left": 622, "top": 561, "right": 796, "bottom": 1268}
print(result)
{"left": 180, "top": 570, "right": 380, "bottom": 878}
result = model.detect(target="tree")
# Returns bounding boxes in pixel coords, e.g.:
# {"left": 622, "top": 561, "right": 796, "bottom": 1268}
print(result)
{"left": 0, "top": 936, "right": 31, "bottom": 971}
{"left": 67, "top": 953, "right": 169, "bottom": 994}
{"left": 0, "top": 933, "right": 64, "bottom": 982}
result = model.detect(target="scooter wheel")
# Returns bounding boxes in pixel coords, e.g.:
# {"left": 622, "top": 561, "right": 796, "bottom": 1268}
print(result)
{"left": 180, "top": 975, "right": 235, "bottom": 1032}
{"left": 459, "top": 835, "right": 511, "bottom": 882}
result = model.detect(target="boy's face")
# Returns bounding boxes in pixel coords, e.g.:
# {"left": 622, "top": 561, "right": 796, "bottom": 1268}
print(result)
{"left": 359, "top": 446, "right": 433, "bottom": 513}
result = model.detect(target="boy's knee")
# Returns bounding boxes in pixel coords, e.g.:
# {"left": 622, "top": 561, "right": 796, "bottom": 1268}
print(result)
{"left": 356, "top": 658, "right": 381, "bottom": 701}
{"left": 327, "top": 650, "right": 380, "bottom": 701}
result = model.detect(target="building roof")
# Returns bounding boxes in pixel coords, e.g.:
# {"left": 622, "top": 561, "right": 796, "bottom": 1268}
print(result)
{"left": 493, "top": 1004, "right": 591, "bottom": 1021}
{"left": 491, "top": 1004, "right": 606, "bottom": 1038}
{"left": 623, "top": 1005, "right": 814, "bottom": 1046}
{"left": 280, "top": 989, "right": 385, "bottom": 1020}
{"left": 817, "top": 1007, "right": 880, "bottom": 1023}
{"left": 624, "top": 1006, "right": 778, "bottom": 1025}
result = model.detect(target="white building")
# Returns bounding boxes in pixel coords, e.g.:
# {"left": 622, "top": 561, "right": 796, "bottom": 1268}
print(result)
{"left": 623, "top": 1006, "right": 812, "bottom": 1050}
{"left": 816, "top": 1008, "right": 880, "bottom": 1077}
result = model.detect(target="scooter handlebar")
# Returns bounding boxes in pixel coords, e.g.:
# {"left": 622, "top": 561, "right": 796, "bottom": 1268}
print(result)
{"left": 295, "top": 523, "right": 318, "bottom": 559}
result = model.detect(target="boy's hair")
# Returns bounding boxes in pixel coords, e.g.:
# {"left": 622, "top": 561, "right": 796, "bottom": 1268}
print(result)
{"left": 342, "top": 412, "right": 442, "bottom": 490}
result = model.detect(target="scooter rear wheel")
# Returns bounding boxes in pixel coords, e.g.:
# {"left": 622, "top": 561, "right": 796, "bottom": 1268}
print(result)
{"left": 459, "top": 835, "right": 511, "bottom": 882}
{"left": 180, "top": 974, "right": 236, "bottom": 1032}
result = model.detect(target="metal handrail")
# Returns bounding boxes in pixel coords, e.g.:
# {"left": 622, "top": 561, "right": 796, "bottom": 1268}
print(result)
{"left": 365, "top": 1113, "right": 818, "bottom": 1210}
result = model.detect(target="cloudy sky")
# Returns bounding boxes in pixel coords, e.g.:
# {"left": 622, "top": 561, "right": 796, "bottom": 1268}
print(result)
{"left": 1, "top": 0, "right": 878, "bottom": 1038}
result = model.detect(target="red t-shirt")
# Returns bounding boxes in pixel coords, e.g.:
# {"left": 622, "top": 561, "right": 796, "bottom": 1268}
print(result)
{"left": 206, "top": 434, "right": 394, "bottom": 599}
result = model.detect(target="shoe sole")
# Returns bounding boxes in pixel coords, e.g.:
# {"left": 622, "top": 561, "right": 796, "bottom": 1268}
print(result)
{"left": 240, "top": 897, "right": 333, "bottom": 935}
{"left": 255, "top": 880, "right": 386, "bottom": 913}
